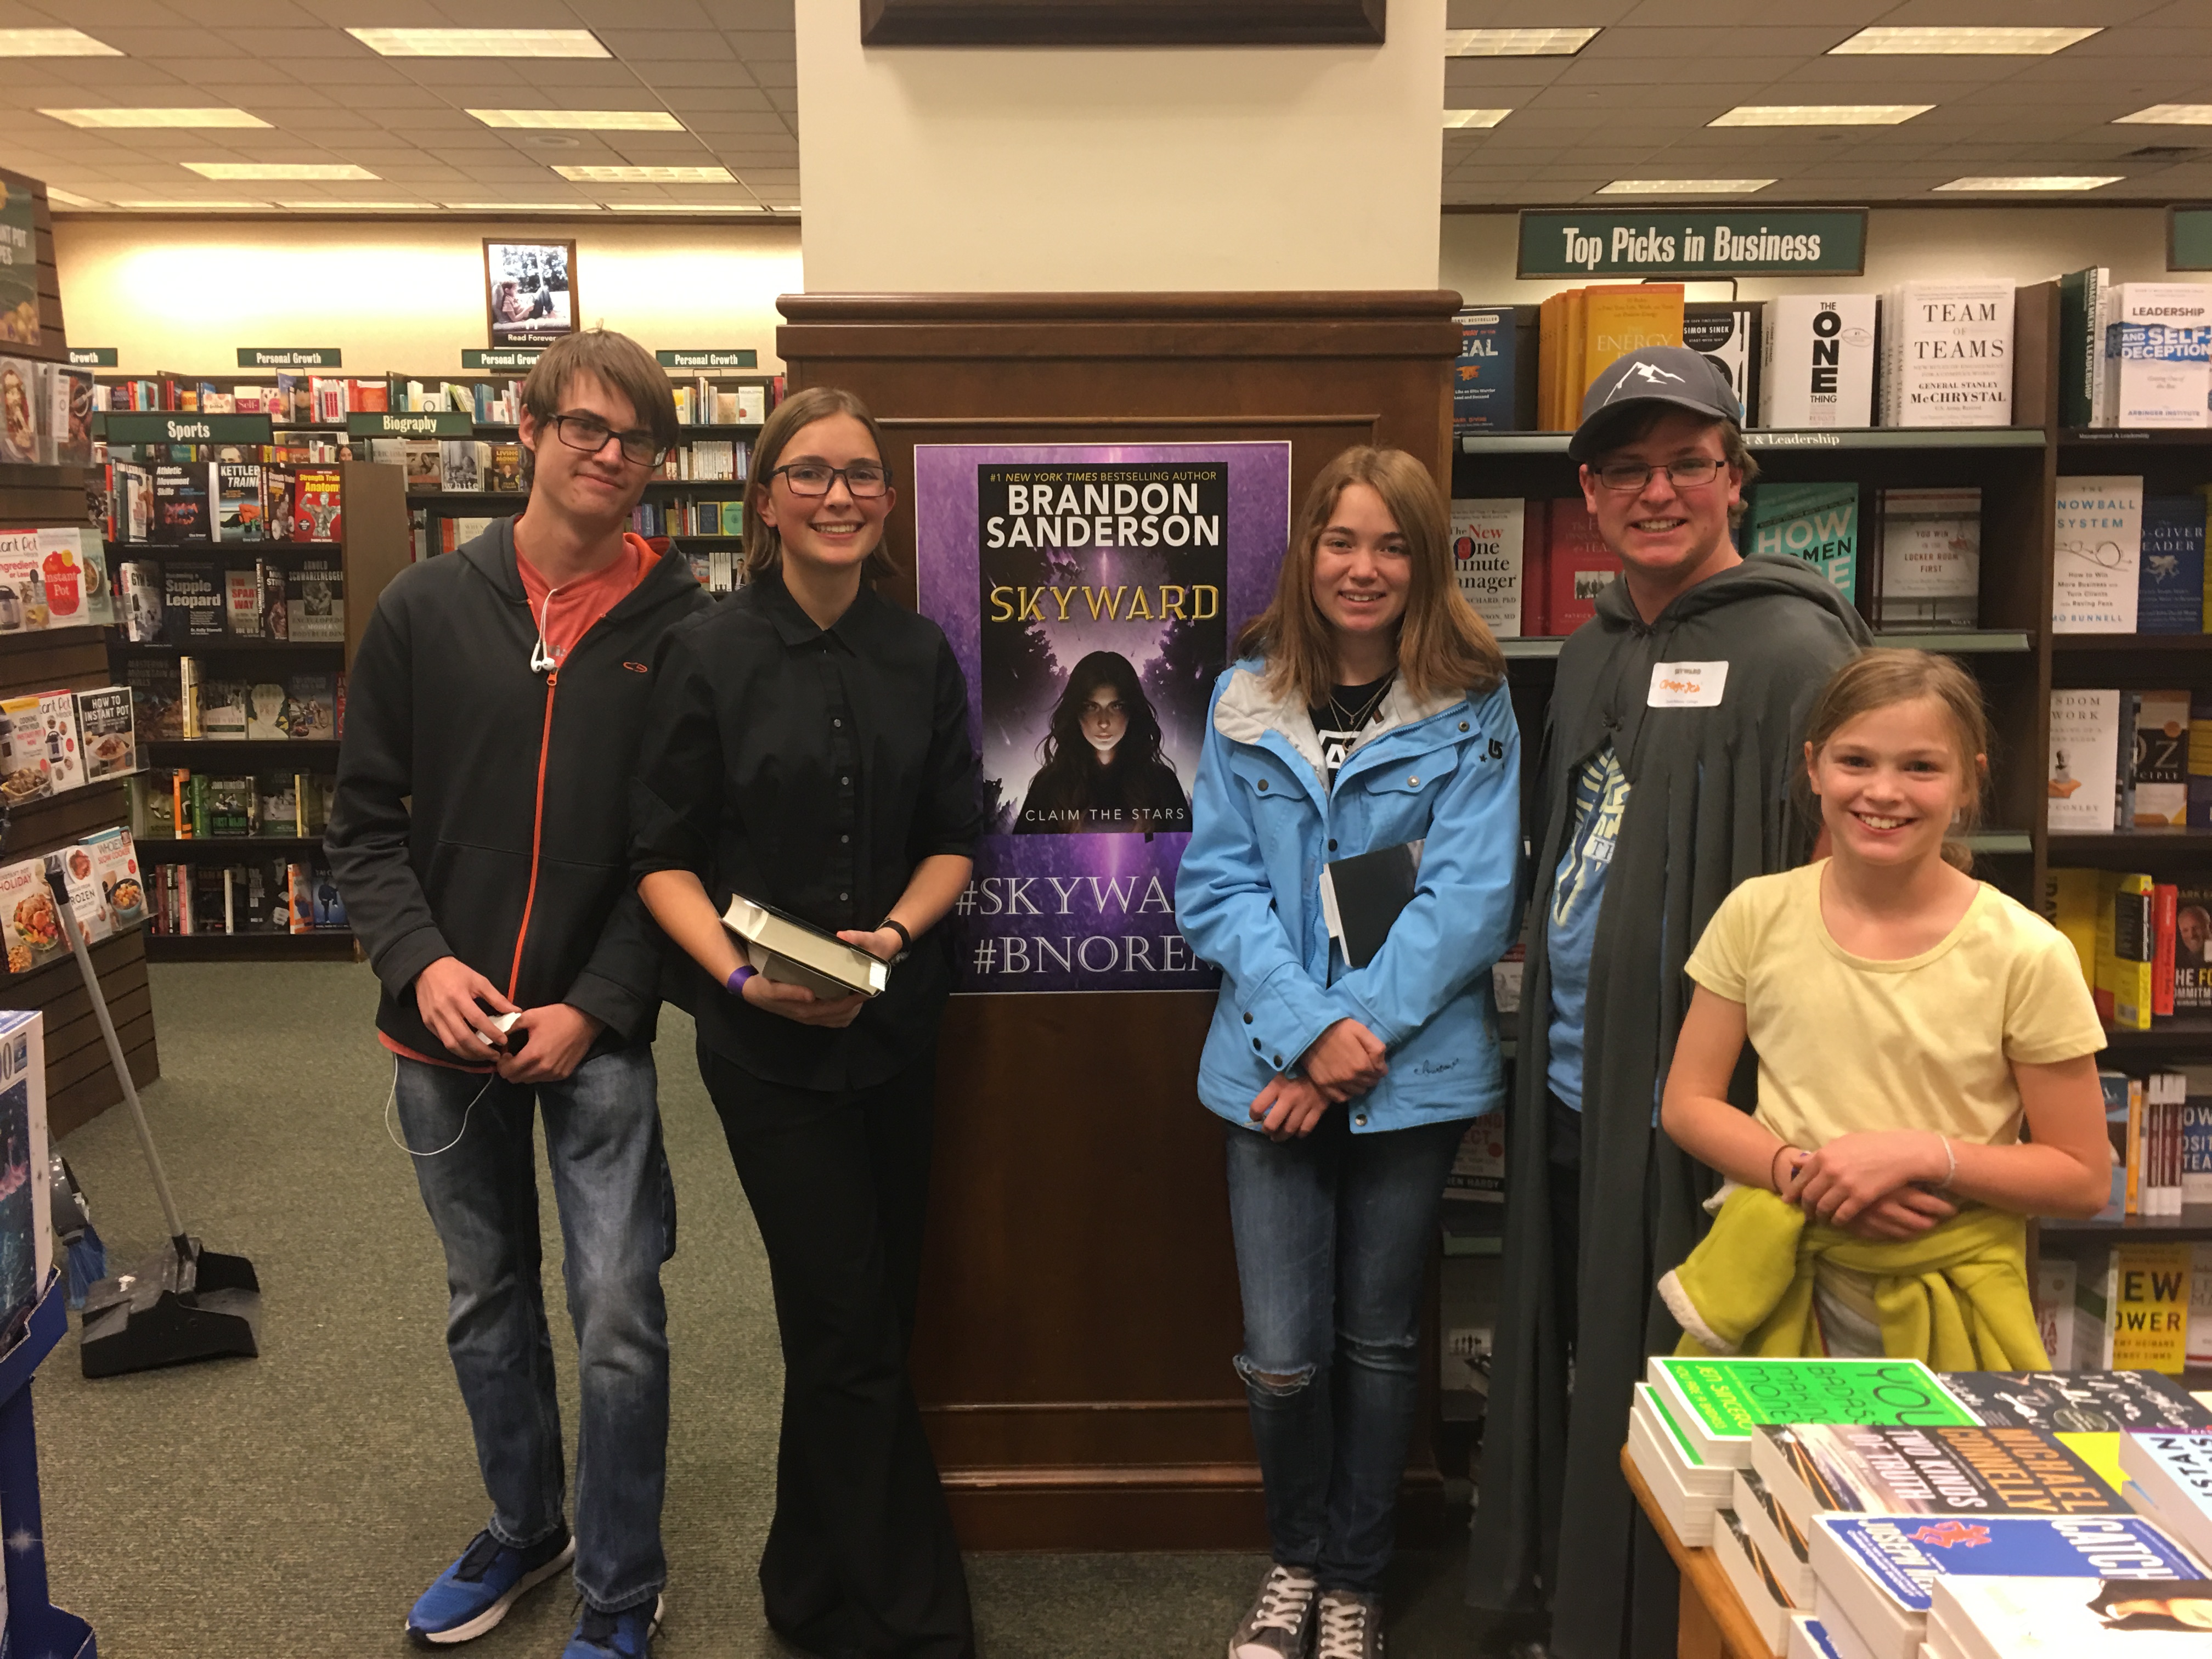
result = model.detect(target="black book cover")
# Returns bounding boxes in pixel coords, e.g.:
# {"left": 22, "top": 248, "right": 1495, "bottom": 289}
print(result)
{"left": 161, "top": 561, "right": 225, "bottom": 643}
{"left": 1328, "top": 841, "right": 1419, "bottom": 969}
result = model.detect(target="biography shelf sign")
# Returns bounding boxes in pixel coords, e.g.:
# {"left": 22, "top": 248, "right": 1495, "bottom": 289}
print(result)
{"left": 915, "top": 441, "right": 1291, "bottom": 992}
{"left": 1516, "top": 208, "right": 1867, "bottom": 279}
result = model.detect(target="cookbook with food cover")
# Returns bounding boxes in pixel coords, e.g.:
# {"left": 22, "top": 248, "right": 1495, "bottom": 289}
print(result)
{"left": 36, "top": 527, "right": 114, "bottom": 630}
{"left": 0, "top": 696, "right": 52, "bottom": 805}
{"left": 0, "top": 357, "right": 38, "bottom": 465}
{"left": 0, "top": 859, "right": 62, "bottom": 973}
{"left": 42, "top": 844, "right": 108, "bottom": 945}
{"left": 84, "top": 828, "right": 144, "bottom": 930}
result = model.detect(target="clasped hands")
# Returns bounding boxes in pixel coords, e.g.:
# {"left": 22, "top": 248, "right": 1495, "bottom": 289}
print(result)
{"left": 1248, "top": 1018, "right": 1388, "bottom": 1142}
{"left": 1775, "top": 1129, "right": 1958, "bottom": 1242}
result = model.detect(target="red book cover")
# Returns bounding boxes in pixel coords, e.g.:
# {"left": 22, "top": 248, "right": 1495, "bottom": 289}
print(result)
{"left": 2153, "top": 882, "right": 2178, "bottom": 1018}
{"left": 1521, "top": 499, "right": 1548, "bottom": 636}
{"left": 1545, "top": 498, "right": 1617, "bottom": 636}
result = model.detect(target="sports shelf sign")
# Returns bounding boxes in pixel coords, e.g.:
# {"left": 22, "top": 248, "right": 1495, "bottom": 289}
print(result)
{"left": 1516, "top": 208, "right": 1868, "bottom": 279}
{"left": 99, "top": 411, "right": 273, "bottom": 445}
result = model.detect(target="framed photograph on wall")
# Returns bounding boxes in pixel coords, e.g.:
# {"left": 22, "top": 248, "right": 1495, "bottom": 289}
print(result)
{"left": 483, "top": 239, "right": 578, "bottom": 347}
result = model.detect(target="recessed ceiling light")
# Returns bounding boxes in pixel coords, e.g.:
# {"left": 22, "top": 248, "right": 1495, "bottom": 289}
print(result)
{"left": 348, "top": 27, "right": 607, "bottom": 58}
{"left": 185, "top": 162, "right": 380, "bottom": 181}
{"left": 1444, "top": 109, "right": 1511, "bottom": 129}
{"left": 1936, "top": 174, "right": 2121, "bottom": 191}
{"left": 0, "top": 28, "right": 118, "bottom": 56}
{"left": 44, "top": 188, "right": 104, "bottom": 207}
{"left": 42, "top": 106, "right": 268, "bottom": 128}
{"left": 552, "top": 164, "right": 733, "bottom": 183}
{"left": 606, "top": 203, "right": 765, "bottom": 213}
{"left": 2115, "top": 105, "right": 2212, "bottom": 126}
{"left": 1710, "top": 105, "right": 1932, "bottom": 127}
{"left": 1830, "top": 26, "right": 2100, "bottom": 55}
{"left": 1444, "top": 28, "right": 1598, "bottom": 57}
{"left": 468, "top": 109, "right": 682, "bottom": 131}
{"left": 275, "top": 200, "right": 430, "bottom": 211}
{"left": 439, "top": 202, "right": 602, "bottom": 212}
{"left": 1599, "top": 178, "right": 1773, "bottom": 195}
{"left": 110, "top": 199, "right": 270, "bottom": 210}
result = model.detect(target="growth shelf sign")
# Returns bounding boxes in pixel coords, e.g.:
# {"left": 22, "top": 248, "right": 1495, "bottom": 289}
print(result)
{"left": 1516, "top": 209, "right": 1867, "bottom": 279}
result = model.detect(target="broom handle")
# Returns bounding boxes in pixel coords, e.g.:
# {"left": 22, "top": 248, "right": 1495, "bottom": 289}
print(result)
{"left": 49, "top": 874, "right": 187, "bottom": 1248}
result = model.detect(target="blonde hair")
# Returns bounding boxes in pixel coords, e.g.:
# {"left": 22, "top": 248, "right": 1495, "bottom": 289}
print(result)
{"left": 742, "top": 385, "right": 896, "bottom": 583}
{"left": 1802, "top": 648, "right": 1990, "bottom": 872}
{"left": 1235, "top": 446, "right": 1505, "bottom": 708}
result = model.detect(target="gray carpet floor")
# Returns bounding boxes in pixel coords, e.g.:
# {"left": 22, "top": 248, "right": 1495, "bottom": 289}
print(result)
{"left": 38, "top": 963, "right": 1524, "bottom": 1658}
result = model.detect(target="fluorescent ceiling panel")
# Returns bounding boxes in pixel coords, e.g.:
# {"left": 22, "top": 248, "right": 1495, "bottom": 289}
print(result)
{"left": 1444, "top": 28, "right": 1596, "bottom": 57}
{"left": 552, "top": 164, "right": 733, "bottom": 182}
{"left": 347, "top": 28, "right": 607, "bottom": 58}
{"left": 440, "top": 202, "right": 603, "bottom": 211}
{"left": 607, "top": 202, "right": 764, "bottom": 212}
{"left": 1709, "top": 105, "right": 1932, "bottom": 127}
{"left": 184, "top": 162, "right": 380, "bottom": 181}
{"left": 2115, "top": 105, "right": 2212, "bottom": 126}
{"left": 1935, "top": 175, "right": 2120, "bottom": 191}
{"left": 41, "top": 107, "right": 268, "bottom": 129}
{"left": 468, "top": 109, "right": 682, "bottom": 131}
{"left": 1598, "top": 179, "right": 1772, "bottom": 195}
{"left": 276, "top": 200, "right": 432, "bottom": 210}
{"left": 44, "top": 188, "right": 104, "bottom": 206}
{"left": 0, "top": 29, "right": 118, "bottom": 56}
{"left": 1829, "top": 27, "right": 2100, "bottom": 55}
{"left": 1444, "top": 109, "right": 1511, "bottom": 129}
{"left": 111, "top": 199, "right": 270, "bottom": 210}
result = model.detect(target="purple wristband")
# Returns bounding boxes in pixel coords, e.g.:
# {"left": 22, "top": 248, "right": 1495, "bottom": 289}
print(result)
{"left": 726, "top": 965, "right": 755, "bottom": 995}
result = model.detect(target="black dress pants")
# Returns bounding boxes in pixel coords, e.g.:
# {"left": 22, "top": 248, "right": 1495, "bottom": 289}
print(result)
{"left": 701, "top": 1042, "right": 976, "bottom": 1659}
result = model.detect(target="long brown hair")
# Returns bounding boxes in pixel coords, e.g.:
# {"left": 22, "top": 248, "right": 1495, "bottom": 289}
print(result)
{"left": 742, "top": 385, "right": 896, "bottom": 583}
{"left": 1801, "top": 647, "right": 1990, "bottom": 872}
{"left": 1235, "top": 446, "right": 1505, "bottom": 708}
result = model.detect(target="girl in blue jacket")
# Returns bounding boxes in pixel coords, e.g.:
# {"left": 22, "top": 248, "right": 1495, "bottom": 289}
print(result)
{"left": 1178, "top": 446, "right": 1520, "bottom": 1659}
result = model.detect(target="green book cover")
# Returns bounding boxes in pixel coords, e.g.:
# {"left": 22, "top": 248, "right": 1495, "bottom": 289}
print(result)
{"left": 1638, "top": 1380, "right": 1707, "bottom": 1467}
{"left": 1748, "top": 481, "right": 1858, "bottom": 600}
{"left": 1651, "top": 1358, "right": 1978, "bottom": 1448}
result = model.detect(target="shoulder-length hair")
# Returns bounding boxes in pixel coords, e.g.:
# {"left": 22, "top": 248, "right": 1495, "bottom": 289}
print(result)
{"left": 742, "top": 385, "right": 897, "bottom": 583}
{"left": 1029, "top": 650, "right": 1171, "bottom": 798}
{"left": 1235, "top": 445, "right": 1505, "bottom": 709}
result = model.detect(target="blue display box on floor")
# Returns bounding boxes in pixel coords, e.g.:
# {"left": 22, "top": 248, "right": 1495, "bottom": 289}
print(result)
{"left": 1, "top": 1273, "right": 97, "bottom": 1656}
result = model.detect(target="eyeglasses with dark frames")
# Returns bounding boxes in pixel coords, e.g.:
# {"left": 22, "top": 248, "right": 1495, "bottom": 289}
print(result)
{"left": 548, "top": 413, "right": 668, "bottom": 467}
{"left": 1593, "top": 458, "right": 1725, "bottom": 493}
{"left": 770, "top": 461, "right": 893, "bottom": 499}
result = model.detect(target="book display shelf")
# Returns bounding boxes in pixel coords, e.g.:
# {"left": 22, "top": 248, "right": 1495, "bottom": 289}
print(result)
{"left": 0, "top": 169, "right": 159, "bottom": 1144}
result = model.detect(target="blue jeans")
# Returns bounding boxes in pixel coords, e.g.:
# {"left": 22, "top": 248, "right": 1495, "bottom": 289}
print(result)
{"left": 394, "top": 1046, "right": 676, "bottom": 1614}
{"left": 1224, "top": 1109, "right": 1466, "bottom": 1596}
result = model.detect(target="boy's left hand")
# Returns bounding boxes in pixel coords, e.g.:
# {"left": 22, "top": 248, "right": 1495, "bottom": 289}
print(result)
{"left": 495, "top": 1004, "right": 605, "bottom": 1084}
{"left": 1783, "top": 1130, "right": 1949, "bottom": 1228}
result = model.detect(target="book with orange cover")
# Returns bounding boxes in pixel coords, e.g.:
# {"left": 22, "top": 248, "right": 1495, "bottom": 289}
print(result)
{"left": 1538, "top": 292, "right": 1568, "bottom": 429}
{"left": 1563, "top": 289, "right": 1587, "bottom": 424}
{"left": 1581, "top": 284, "right": 1686, "bottom": 407}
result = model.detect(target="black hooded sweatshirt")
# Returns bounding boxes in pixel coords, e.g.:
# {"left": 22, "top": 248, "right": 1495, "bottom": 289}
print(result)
{"left": 1469, "top": 555, "right": 1870, "bottom": 1658}
{"left": 327, "top": 520, "right": 713, "bottom": 1063}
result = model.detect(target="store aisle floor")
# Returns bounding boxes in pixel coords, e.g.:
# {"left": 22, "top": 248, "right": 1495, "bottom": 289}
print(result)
{"left": 41, "top": 964, "right": 1516, "bottom": 1658}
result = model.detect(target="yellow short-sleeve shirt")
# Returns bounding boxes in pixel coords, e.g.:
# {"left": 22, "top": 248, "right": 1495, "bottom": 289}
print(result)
{"left": 1683, "top": 861, "right": 2106, "bottom": 1151}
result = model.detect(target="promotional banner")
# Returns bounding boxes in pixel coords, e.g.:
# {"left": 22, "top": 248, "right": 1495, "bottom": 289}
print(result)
{"left": 915, "top": 441, "right": 1291, "bottom": 992}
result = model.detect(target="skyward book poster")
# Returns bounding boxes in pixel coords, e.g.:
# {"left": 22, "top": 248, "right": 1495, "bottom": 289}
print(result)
{"left": 915, "top": 442, "right": 1291, "bottom": 992}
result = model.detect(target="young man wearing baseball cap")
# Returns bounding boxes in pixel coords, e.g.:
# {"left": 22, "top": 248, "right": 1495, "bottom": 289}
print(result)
{"left": 1471, "top": 347, "right": 1870, "bottom": 1658}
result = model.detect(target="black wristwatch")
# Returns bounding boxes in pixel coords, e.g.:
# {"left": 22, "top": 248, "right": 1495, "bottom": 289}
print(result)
{"left": 879, "top": 916, "right": 913, "bottom": 963}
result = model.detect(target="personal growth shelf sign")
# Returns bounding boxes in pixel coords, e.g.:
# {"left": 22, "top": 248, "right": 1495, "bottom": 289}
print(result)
{"left": 1516, "top": 208, "right": 1868, "bottom": 279}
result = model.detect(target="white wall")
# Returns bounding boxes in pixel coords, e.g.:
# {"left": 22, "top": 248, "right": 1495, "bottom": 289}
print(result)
{"left": 52, "top": 217, "right": 803, "bottom": 376}
{"left": 1440, "top": 206, "right": 2175, "bottom": 306}
{"left": 795, "top": 2, "right": 1446, "bottom": 293}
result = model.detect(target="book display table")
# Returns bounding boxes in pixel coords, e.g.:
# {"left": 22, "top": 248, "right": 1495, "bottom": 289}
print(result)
{"left": 1621, "top": 1443, "right": 1766, "bottom": 1659}
{"left": 0, "top": 1272, "right": 95, "bottom": 1656}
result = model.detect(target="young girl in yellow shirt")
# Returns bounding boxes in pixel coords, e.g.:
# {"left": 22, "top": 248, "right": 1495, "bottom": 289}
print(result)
{"left": 1659, "top": 649, "right": 2112, "bottom": 1362}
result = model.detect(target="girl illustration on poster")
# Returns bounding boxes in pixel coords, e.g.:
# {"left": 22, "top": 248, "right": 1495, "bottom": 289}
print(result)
{"left": 1015, "top": 650, "right": 1190, "bottom": 834}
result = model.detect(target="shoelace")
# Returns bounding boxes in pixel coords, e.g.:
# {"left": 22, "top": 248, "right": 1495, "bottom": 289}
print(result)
{"left": 1314, "top": 1595, "right": 1374, "bottom": 1659}
{"left": 1249, "top": 1566, "right": 1319, "bottom": 1634}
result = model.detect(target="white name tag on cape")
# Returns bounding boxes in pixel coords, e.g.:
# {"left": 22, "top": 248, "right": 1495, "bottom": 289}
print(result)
{"left": 1647, "top": 661, "right": 1729, "bottom": 708}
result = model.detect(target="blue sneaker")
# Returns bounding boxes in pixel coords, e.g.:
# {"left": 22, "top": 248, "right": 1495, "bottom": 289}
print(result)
{"left": 405, "top": 1526, "right": 574, "bottom": 1646}
{"left": 562, "top": 1594, "right": 664, "bottom": 1658}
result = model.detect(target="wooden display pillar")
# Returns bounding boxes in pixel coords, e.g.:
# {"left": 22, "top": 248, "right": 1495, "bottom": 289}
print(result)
{"left": 777, "top": 292, "right": 1463, "bottom": 1548}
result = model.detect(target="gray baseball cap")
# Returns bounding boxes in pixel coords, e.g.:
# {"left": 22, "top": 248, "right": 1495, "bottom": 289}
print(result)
{"left": 1569, "top": 345, "right": 1741, "bottom": 461}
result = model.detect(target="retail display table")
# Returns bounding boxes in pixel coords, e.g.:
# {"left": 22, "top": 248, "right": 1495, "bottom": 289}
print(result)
{"left": 1620, "top": 1444, "right": 1765, "bottom": 1659}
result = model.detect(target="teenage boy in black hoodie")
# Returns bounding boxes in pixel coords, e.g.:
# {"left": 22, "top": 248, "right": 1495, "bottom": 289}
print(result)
{"left": 1471, "top": 348, "right": 1870, "bottom": 1659}
{"left": 328, "top": 329, "right": 710, "bottom": 1659}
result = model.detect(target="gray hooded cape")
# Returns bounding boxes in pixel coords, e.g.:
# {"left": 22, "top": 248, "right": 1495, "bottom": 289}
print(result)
{"left": 1468, "top": 555, "right": 1870, "bottom": 1658}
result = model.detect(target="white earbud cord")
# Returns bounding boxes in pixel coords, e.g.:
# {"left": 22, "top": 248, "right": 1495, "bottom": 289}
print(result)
{"left": 530, "top": 586, "right": 559, "bottom": 674}
{"left": 383, "top": 1053, "right": 500, "bottom": 1158}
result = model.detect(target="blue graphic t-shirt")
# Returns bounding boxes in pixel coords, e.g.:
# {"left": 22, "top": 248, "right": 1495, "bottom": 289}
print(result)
{"left": 1546, "top": 744, "right": 1632, "bottom": 1111}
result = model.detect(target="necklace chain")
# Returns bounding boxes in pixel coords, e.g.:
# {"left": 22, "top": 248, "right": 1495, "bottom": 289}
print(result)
{"left": 1326, "top": 673, "right": 1395, "bottom": 733}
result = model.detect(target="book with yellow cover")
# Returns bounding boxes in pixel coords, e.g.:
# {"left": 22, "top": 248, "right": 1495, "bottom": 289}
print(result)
{"left": 2102, "top": 1242, "right": 2191, "bottom": 1371}
{"left": 1581, "top": 284, "right": 1686, "bottom": 407}
{"left": 2095, "top": 870, "right": 2155, "bottom": 1031}
{"left": 1563, "top": 288, "right": 1587, "bottom": 423}
{"left": 2041, "top": 866, "right": 2099, "bottom": 989}
{"left": 1538, "top": 291, "right": 1568, "bottom": 428}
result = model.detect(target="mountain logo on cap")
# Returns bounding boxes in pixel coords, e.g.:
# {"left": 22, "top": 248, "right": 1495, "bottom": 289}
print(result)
{"left": 1601, "top": 360, "right": 1689, "bottom": 404}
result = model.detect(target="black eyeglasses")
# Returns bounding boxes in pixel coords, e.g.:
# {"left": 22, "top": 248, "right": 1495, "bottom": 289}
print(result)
{"left": 548, "top": 413, "right": 667, "bottom": 467}
{"left": 1593, "top": 458, "right": 1725, "bottom": 493}
{"left": 770, "top": 461, "right": 892, "bottom": 499}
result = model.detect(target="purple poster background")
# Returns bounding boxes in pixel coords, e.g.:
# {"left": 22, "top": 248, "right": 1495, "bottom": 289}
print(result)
{"left": 915, "top": 442, "right": 1291, "bottom": 992}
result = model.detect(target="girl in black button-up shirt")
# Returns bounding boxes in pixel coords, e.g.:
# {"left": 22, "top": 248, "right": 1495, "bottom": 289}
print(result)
{"left": 634, "top": 387, "right": 981, "bottom": 1659}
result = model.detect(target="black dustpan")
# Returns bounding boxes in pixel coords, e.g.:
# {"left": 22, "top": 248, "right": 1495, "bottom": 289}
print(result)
{"left": 43, "top": 870, "right": 261, "bottom": 1377}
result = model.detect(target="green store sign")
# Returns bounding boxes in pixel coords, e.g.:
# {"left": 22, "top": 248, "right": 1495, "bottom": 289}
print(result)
{"left": 236, "top": 347, "right": 341, "bottom": 369}
{"left": 462, "top": 348, "right": 544, "bottom": 370}
{"left": 99, "top": 411, "right": 274, "bottom": 444}
{"left": 1516, "top": 208, "right": 1868, "bottom": 279}
{"left": 2170, "top": 207, "right": 2212, "bottom": 271}
{"left": 67, "top": 347, "right": 116, "bottom": 368}
{"left": 656, "top": 348, "right": 758, "bottom": 369}
{"left": 347, "top": 410, "right": 475, "bottom": 437}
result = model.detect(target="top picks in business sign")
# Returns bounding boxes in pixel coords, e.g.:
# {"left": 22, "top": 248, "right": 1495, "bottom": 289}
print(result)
{"left": 1516, "top": 209, "right": 1867, "bottom": 279}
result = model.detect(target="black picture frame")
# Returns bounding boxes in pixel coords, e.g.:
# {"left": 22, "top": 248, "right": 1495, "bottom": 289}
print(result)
{"left": 483, "top": 239, "right": 579, "bottom": 349}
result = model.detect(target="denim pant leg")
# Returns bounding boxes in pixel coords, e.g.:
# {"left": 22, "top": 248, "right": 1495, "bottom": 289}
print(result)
{"left": 1224, "top": 1117, "right": 1340, "bottom": 1573}
{"left": 539, "top": 1045, "right": 675, "bottom": 1614}
{"left": 1322, "top": 1115, "right": 1465, "bottom": 1594}
{"left": 393, "top": 1057, "right": 568, "bottom": 1554}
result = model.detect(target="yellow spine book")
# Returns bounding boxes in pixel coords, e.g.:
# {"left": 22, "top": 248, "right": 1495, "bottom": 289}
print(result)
{"left": 1581, "top": 283, "right": 1687, "bottom": 407}
{"left": 2109, "top": 872, "right": 2156, "bottom": 1031}
{"left": 1538, "top": 291, "right": 1566, "bottom": 429}
{"left": 2126, "top": 1077, "right": 2144, "bottom": 1215}
{"left": 1564, "top": 289, "right": 1587, "bottom": 424}
{"left": 2041, "top": 866, "right": 2099, "bottom": 988}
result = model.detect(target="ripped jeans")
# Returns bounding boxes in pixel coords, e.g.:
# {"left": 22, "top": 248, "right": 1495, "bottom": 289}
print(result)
{"left": 1224, "top": 1110, "right": 1468, "bottom": 1595}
